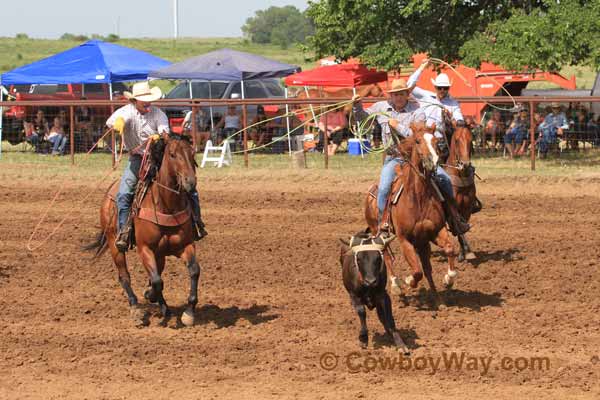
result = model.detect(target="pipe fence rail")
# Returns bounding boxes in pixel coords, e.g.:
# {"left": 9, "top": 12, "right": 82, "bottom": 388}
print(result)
{"left": 1, "top": 96, "right": 599, "bottom": 170}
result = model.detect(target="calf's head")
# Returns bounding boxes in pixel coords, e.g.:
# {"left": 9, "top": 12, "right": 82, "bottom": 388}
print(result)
{"left": 340, "top": 233, "right": 395, "bottom": 288}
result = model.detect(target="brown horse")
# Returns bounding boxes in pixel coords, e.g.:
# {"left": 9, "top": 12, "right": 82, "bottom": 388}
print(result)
{"left": 364, "top": 122, "right": 448, "bottom": 307}
{"left": 444, "top": 126, "right": 477, "bottom": 262}
{"left": 291, "top": 84, "right": 384, "bottom": 118}
{"left": 87, "top": 134, "right": 201, "bottom": 327}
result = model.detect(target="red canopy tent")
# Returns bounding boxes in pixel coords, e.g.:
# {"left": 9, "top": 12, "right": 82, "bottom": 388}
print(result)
{"left": 284, "top": 63, "right": 387, "bottom": 87}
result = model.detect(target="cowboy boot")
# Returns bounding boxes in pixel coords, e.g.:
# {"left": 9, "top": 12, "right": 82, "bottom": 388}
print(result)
{"left": 472, "top": 196, "right": 483, "bottom": 214}
{"left": 192, "top": 215, "right": 208, "bottom": 241}
{"left": 443, "top": 198, "right": 470, "bottom": 236}
{"left": 189, "top": 192, "right": 208, "bottom": 241}
{"left": 115, "top": 219, "right": 132, "bottom": 253}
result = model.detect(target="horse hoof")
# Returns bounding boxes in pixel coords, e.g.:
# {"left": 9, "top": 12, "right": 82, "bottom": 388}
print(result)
{"left": 443, "top": 274, "right": 455, "bottom": 288}
{"left": 130, "top": 307, "right": 148, "bottom": 327}
{"left": 465, "top": 252, "right": 476, "bottom": 260}
{"left": 390, "top": 277, "right": 402, "bottom": 295}
{"left": 181, "top": 310, "right": 195, "bottom": 327}
{"left": 144, "top": 288, "right": 158, "bottom": 304}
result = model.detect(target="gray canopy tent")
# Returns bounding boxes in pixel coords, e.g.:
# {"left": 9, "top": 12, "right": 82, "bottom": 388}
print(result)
{"left": 150, "top": 48, "right": 300, "bottom": 155}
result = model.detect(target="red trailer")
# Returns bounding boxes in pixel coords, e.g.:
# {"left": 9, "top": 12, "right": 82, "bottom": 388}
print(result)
{"left": 318, "top": 54, "right": 577, "bottom": 122}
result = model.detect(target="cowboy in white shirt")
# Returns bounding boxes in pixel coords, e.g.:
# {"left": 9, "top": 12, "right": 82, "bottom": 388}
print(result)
{"left": 106, "top": 82, "right": 207, "bottom": 253}
{"left": 352, "top": 75, "right": 469, "bottom": 236}
{"left": 407, "top": 60, "right": 465, "bottom": 142}
{"left": 407, "top": 60, "right": 479, "bottom": 226}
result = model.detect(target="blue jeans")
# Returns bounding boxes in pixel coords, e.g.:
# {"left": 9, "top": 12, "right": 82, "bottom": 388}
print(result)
{"left": 116, "top": 155, "right": 143, "bottom": 230}
{"left": 435, "top": 165, "right": 455, "bottom": 200}
{"left": 377, "top": 156, "right": 404, "bottom": 221}
{"left": 48, "top": 135, "right": 67, "bottom": 154}
{"left": 116, "top": 154, "right": 201, "bottom": 231}
{"left": 539, "top": 127, "right": 557, "bottom": 154}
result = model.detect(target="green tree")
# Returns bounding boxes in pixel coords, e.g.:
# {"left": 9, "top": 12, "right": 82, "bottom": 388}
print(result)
{"left": 242, "top": 6, "right": 314, "bottom": 47}
{"left": 306, "top": 0, "right": 600, "bottom": 71}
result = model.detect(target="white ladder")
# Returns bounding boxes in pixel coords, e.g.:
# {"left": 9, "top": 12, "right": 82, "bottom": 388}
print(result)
{"left": 200, "top": 139, "right": 232, "bottom": 168}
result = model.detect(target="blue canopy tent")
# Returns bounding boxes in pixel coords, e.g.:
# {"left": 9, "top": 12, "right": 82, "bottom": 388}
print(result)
{"left": 149, "top": 48, "right": 300, "bottom": 141}
{"left": 1, "top": 39, "right": 170, "bottom": 85}
{"left": 0, "top": 40, "right": 170, "bottom": 156}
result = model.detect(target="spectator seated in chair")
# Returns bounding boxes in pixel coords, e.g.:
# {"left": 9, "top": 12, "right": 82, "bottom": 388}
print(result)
{"left": 504, "top": 107, "right": 529, "bottom": 158}
{"left": 215, "top": 105, "right": 241, "bottom": 147}
{"left": 317, "top": 107, "right": 349, "bottom": 156}
{"left": 76, "top": 99, "right": 94, "bottom": 150}
{"left": 538, "top": 102, "right": 568, "bottom": 158}
{"left": 249, "top": 105, "right": 270, "bottom": 148}
{"left": 45, "top": 117, "right": 68, "bottom": 156}
{"left": 23, "top": 120, "right": 40, "bottom": 150}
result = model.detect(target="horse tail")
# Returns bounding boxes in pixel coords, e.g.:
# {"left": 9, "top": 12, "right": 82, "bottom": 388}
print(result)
{"left": 82, "top": 230, "right": 109, "bottom": 260}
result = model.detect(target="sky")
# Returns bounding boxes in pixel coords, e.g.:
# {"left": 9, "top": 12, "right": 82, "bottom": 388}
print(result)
{"left": 0, "top": 0, "right": 310, "bottom": 39}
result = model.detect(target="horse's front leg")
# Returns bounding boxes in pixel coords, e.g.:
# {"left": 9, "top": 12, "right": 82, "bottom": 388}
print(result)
{"left": 180, "top": 244, "right": 201, "bottom": 327}
{"left": 458, "top": 234, "right": 476, "bottom": 261}
{"left": 398, "top": 238, "right": 423, "bottom": 289}
{"left": 417, "top": 243, "right": 442, "bottom": 310}
{"left": 138, "top": 245, "right": 170, "bottom": 323}
{"left": 433, "top": 227, "right": 459, "bottom": 289}
{"left": 144, "top": 255, "right": 165, "bottom": 304}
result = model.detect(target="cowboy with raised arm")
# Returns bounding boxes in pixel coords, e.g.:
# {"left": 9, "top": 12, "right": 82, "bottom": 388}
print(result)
{"left": 106, "top": 81, "right": 207, "bottom": 253}
{"left": 406, "top": 60, "right": 473, "bottom": 233}
{"left": 352, "top": 60, "right": 470, "bottom": 236}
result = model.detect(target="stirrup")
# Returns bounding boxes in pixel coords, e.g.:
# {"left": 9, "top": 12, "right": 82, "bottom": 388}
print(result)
{"left": 193, "top": 221, "right": 208, "bottom": 241}
{"left": 115, "top": 229, "right": 130, "bottom": 252}
{"left": 472, "top": 198, "right": 483, "bottom": 214}
{"left": 449, "top": 216, "right": 470, "bottom": 236}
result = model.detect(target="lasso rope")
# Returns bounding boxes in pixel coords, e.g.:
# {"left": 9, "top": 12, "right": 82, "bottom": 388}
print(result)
{"left": 26, "top": 128, "right": 125, "bottom": 251}
{"left": 428, "top": 57, "right": 518, "bottom": 112}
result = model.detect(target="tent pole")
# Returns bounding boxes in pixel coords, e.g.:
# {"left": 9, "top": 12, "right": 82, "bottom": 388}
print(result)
{"left": 109, "top": 82, "right": 116, "bottom": 166}
{"left": 241, "top": 80, "right": 248, "bottom": 168}
{"left": 209, "top": 81, "right": 214, "bottom": 132}
{"left": 353, "top": 87, "right": 364, "bottom": 158}
{"left": 284, "top": 88, "right": 291, "bottom": 155}
{"left": 70, "top": 105, "right": 75, "bottom": 165}
{"left": 304, "top": 86, "right": 317, "bottom": 124}
{"left": 188, "top": 80, "right": 193, "bottom": 99}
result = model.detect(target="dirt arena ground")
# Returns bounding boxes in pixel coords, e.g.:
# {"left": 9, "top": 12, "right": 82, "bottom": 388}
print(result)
{"left": 1, "top": 167, "right": 599, "bottom": 399}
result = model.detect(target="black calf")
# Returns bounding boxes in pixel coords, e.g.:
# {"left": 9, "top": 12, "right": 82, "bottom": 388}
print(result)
{"left": 340, "top": 232, "right": 409, "bottom": 353}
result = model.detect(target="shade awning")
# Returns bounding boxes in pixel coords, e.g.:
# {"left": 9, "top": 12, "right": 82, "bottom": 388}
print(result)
{"left": 284, "top": 64, "right": 387, "bottom": 87}
{"left": 1, "top": 40, "right": 171, "bottom": 85}
{"left": 149, "top": 48, "right": 299, "bottom": 81}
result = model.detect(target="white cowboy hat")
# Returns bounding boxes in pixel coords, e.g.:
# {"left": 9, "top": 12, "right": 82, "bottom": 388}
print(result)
{"left": 124, "top": 81, "right": 162, "bottom": 102}
{"left": 431, "top": 73, "right": 452, "bottom": 87}
{"left": 387, "top": 78, "right": 410, "bottom": 93}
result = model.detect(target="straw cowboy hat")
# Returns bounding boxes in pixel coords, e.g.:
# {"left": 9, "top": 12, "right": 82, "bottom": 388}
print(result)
{"left": 387, "top": 78, "right": 410, "bottom": 93}
{"left": 431, "top": 73, "right": 452, "bottom": 87}
{"left": 124, "top": 81, "right": 162, "bottom": 102}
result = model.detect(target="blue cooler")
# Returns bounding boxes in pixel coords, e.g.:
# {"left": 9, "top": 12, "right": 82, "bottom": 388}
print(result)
{"left": 348, "top": 138, "right": 370, "bottom": 155}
